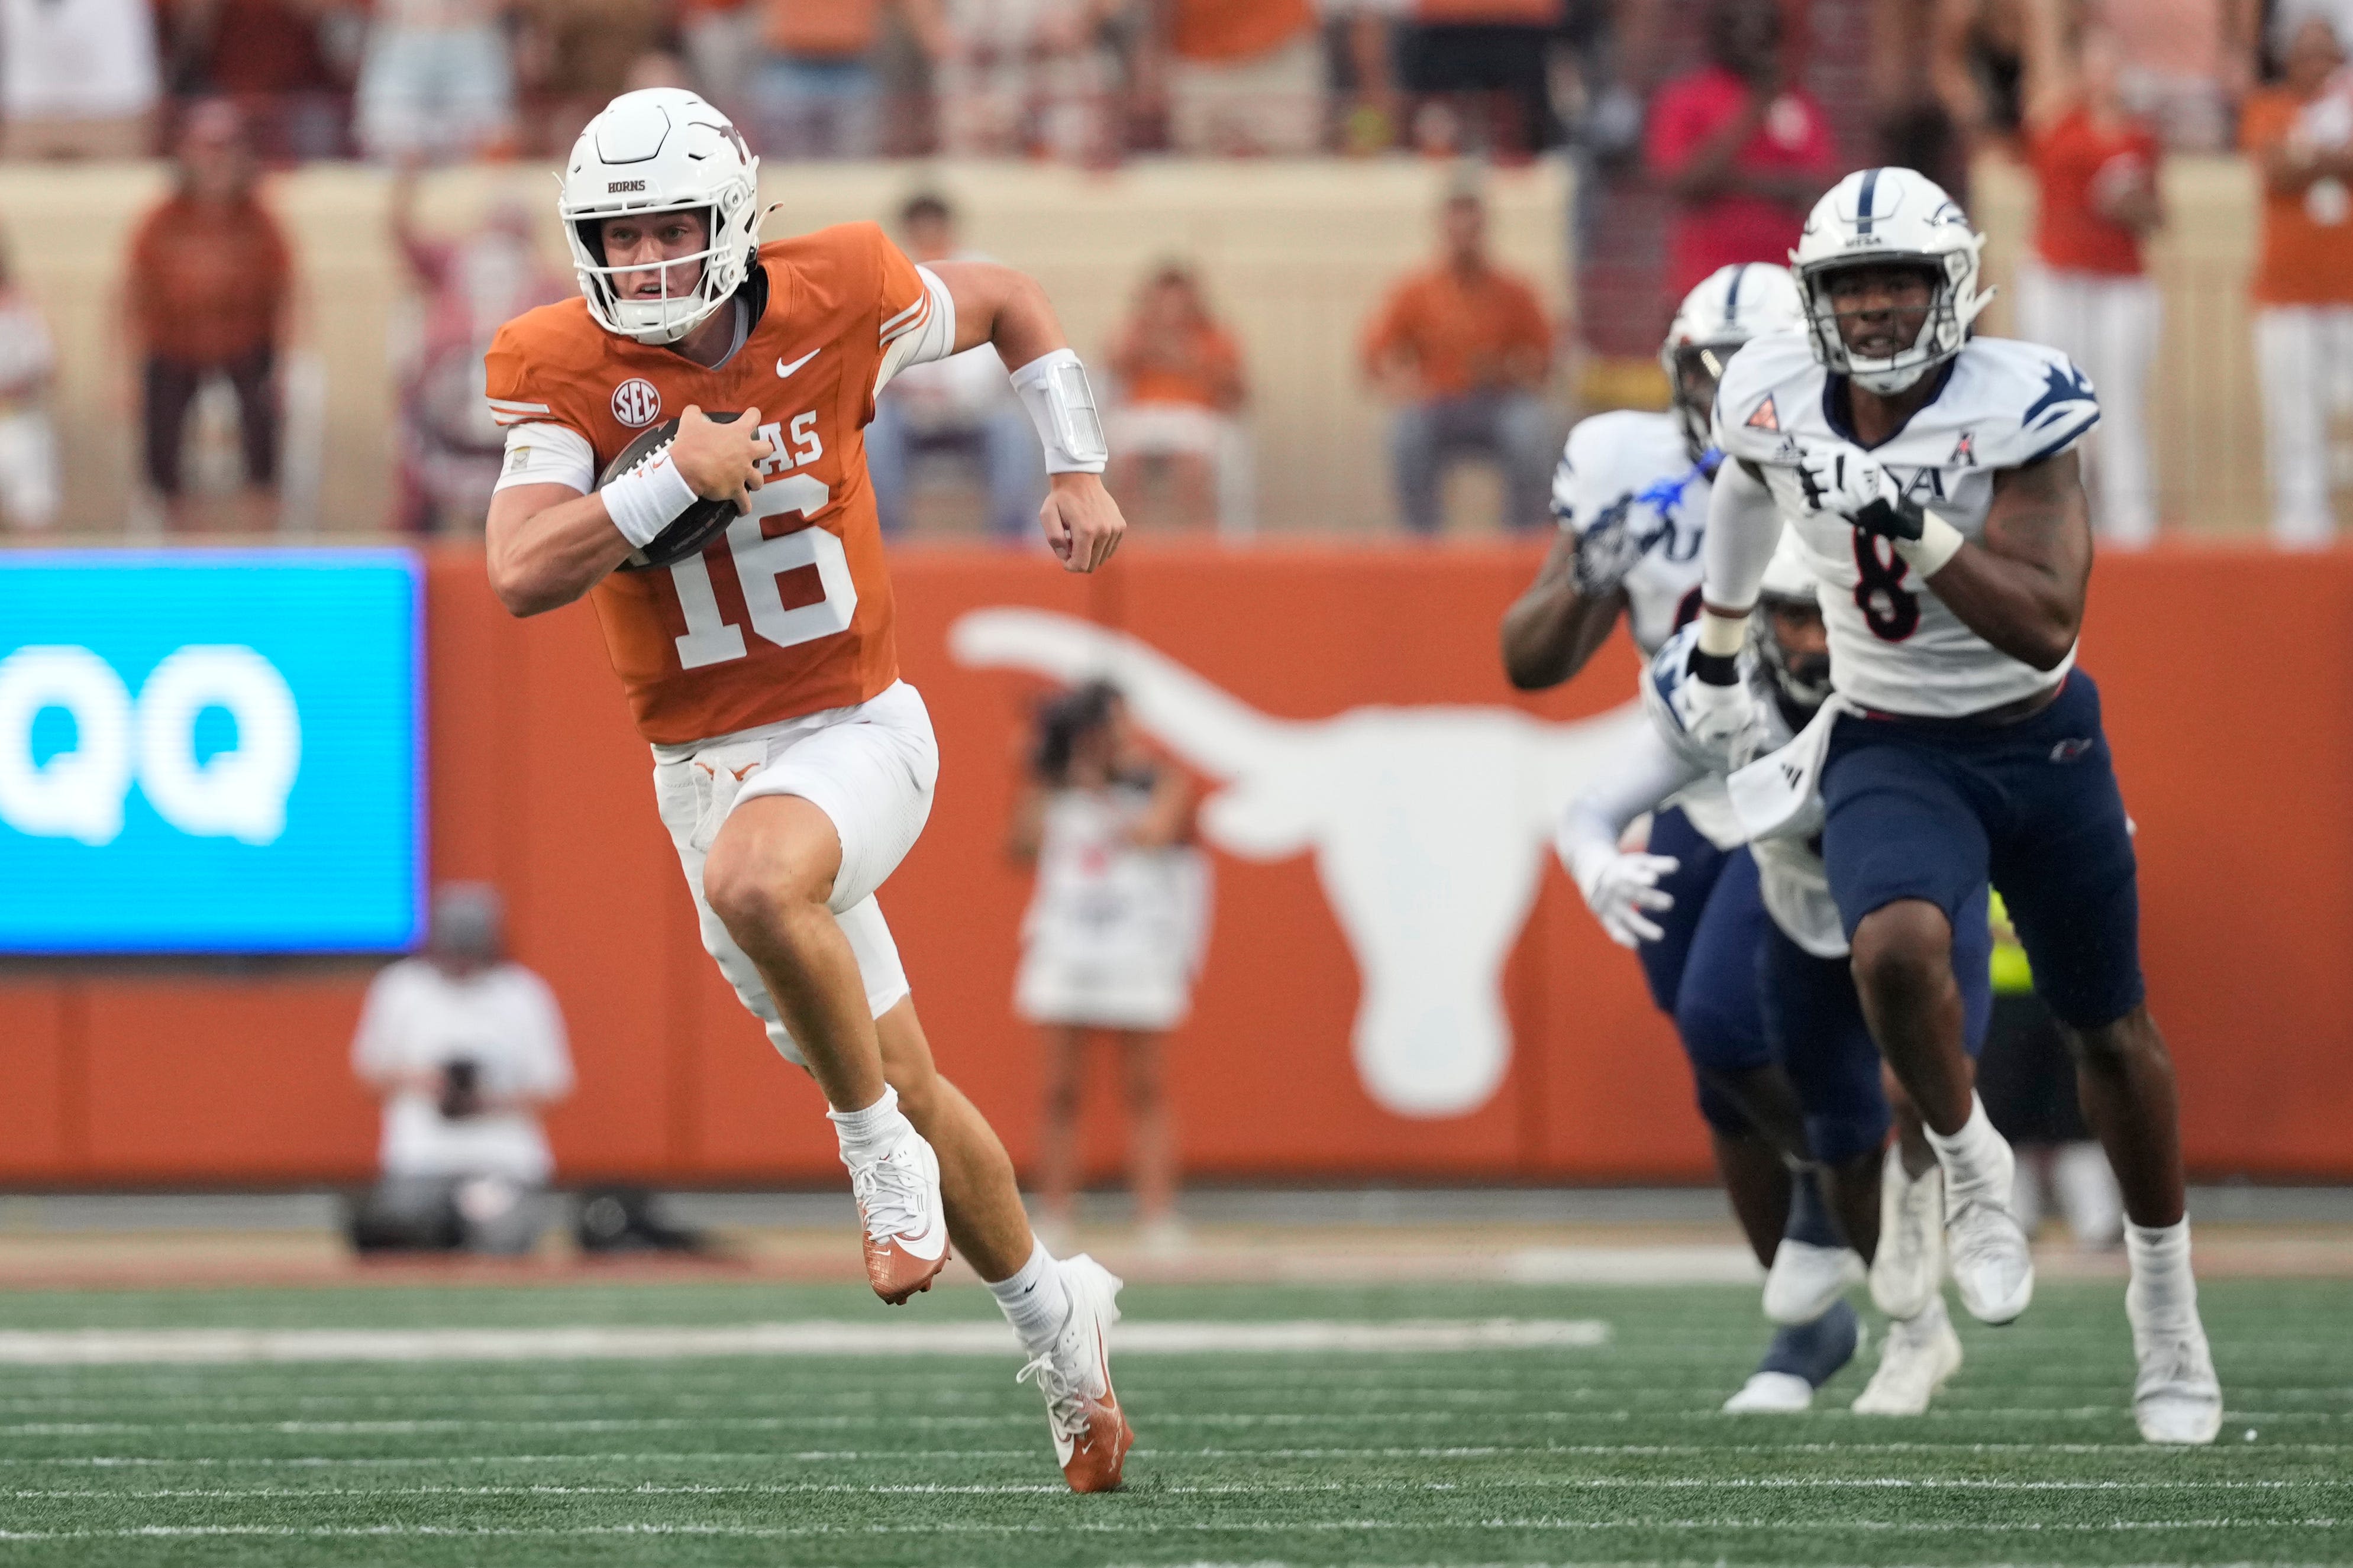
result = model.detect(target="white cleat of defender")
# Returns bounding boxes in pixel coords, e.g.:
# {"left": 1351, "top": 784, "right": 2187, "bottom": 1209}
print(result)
{"left": 1723, "top": 1371, "right": 1818, "bottom": 1413}
{"left": 2129, "top": 1306, "right": 2223, "bottom": 1444}
{"left": 1944, "top": 1131, "right": 2035, "bottom": 1325}
{"left": 1871, "top": 1158, "right": 1945, "bottom": 1320}
{"left": 1852, "top": 1296, "right": 1964, "bottom": 1415}
{"left": 1764, "top": 1240, "right": 1867, "bottom": 1326}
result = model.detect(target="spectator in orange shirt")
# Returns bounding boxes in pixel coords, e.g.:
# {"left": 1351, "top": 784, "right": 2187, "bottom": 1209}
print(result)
{"left": 124, "top": 102, "right": 295, "bottom": 534}
{"left": 1645, "top": 0, "right": 1837, "bottom": 301}
{"left": 1106, "top": 262, "right": 1251, "bottom": 532}
{"left": 2013, "top": 0, "right": 2164, "bottom": 545}
{"left": 1155, "top": 0, "right": 1325, "bottom": 155}
{"left": 2242, "top": 15, "right": 2353, "bottom": 545}
{"left": 1361, "top": 189, "right": 1555, "bottom": 534}
{"left": 750, "top": 0, "right": 945, "bottom": 158}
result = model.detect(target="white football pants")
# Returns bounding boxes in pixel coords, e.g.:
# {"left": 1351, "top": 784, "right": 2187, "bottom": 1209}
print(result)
{"left": 2015, "top": 263, "right": 2161, "bottom": 547}
{"left": 2254, "top": 303, "right": 2353, "bottom": 547}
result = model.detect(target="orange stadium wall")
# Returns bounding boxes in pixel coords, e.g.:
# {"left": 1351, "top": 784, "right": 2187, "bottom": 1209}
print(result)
{"left": 1, "top": 542, "right": 2349, "bottom": 1187}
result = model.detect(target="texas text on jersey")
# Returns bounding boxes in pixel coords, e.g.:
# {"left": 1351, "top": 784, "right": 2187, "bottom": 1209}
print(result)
{"left": 1710, "top": 326, "right": 2100, "bottom": 719}
{"left": 486, "top": 221, "right": 938, "bottom": 745}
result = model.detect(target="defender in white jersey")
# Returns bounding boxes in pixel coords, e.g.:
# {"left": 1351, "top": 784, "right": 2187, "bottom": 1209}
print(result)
{"left": 1563, "top": 534, "right": 1987, "bottom": 1414}
{"left": 1683, "top": 166, "right": 2221, "bottom": 1444}
{"left": 1507, "top": 267, "right": 1885, "bottom": 1408}
{"left": 1503, "top": 263, "right": 1806, "bottom": 684}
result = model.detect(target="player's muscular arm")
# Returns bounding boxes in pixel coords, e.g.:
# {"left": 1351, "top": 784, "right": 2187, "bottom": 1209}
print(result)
{"left": 928, "top": 259, "right": 1126, "bottom": 573}
{"left": 485, "top": 408, "right": 774, "bottom": 617}
{"left": 1918, "top": 450, "right": 2092, "bottom": 671}
{"left": 1499, "top": 530, "right": 1628, "bottom": 689}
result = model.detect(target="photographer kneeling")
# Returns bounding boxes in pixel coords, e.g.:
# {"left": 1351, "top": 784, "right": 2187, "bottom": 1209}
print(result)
{"left": 348, "top": 884, "right": 572, "bottom": 1255}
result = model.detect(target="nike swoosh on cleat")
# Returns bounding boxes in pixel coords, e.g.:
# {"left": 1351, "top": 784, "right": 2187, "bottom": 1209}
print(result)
{"left": 776, "top": 348, "right": 821, "bottom": 379}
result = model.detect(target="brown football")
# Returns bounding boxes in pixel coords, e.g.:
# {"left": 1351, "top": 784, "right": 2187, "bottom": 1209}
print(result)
{"left": 601, "top": 412, "right": 745, "bottom": 571}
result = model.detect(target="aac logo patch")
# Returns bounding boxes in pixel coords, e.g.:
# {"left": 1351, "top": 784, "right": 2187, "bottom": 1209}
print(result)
{"left": 612, "top": 379, "right": 661, "bottom": 428}
{"left": 1744, "top": 395, "right": 1780, "bottom": 432}
{"left": 2050, "top": 736, "right": 2096, "bottom": 763}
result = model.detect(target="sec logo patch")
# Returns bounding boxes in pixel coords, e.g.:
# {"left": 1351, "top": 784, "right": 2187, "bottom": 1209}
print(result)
{"left": 612, "top": 379, "right": 661, "bottom": 428}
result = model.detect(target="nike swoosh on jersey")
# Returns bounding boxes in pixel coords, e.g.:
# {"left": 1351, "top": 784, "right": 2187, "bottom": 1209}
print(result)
{"left": 776, "top": 348, "right": 821, "bottom": 379}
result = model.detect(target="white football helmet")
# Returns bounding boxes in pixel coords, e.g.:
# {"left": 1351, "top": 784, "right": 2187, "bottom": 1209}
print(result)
{"left": 559, "top": 89, "right": 763, "bottom": 345}
{"left": 1790, "top": 166, "right": 1989, "bottom": 395}
{"left": 1752, "top": 528, "right": 1830, "bottom": 707}
{"left": 1661, "top": 263, "right": 1805, "bottom": 457}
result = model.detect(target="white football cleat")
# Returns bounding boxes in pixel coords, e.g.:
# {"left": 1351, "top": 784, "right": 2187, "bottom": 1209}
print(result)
{"left": 846, "top": 1130, "right": 950, "bottom": 1305}
{"left": 1871, "top": 1157, "right": 1945, "bottom": 1321}
{"left": 1763, "top": 1240, "right": 1867, "bottom": 1325}
{"left": 1944, "top": 1132, "right": 2034, "bottom": 1325}
{"left": 1721, "top": 1301, "right": 1861, "bottom": 1414}
{"left": 1722, "top": 1371, "right": 1815, "bottom": 1413}
{"left": 2130, "top": 1314, "right": 2222, "bottom": 1445}
{"left": 1016, "top": 1253, "right": 1135, "bottom": 1492}
{"left": 1852, "top": 1295, "right": 1963, "bottom": 1415}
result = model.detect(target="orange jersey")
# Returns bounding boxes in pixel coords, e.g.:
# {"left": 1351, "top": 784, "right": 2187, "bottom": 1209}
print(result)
{"left": 486, "top": 222, "right": 932, "bottom": 746}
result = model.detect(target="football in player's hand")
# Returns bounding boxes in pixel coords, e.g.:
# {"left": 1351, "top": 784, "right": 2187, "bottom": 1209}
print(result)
{"left": 602, "top": 412, "right": 745, "bottom": 571}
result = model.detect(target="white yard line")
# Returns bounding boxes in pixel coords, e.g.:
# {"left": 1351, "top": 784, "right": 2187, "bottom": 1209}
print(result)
{"left": 14, "top": 1404, "right": 2307, "bottom": 1437}
{"left": 1, "top": 1440, "right": 2346, "bottom": 1467}
{"left": 0, "top": 1517, "right": 2338, "bottom": 1543}
{"left": 0, "top": 1477, "right": 2328, "bottom": 1502}
{"left": 0, "top": 1318, "right": 1606, "bottom": 1368}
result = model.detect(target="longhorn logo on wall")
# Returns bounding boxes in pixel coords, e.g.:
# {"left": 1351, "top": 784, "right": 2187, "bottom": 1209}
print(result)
{"left": 950, "top": 609, "right": 1648, "bottom": 1121}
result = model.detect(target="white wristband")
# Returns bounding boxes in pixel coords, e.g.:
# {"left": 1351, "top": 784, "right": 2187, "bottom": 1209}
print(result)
{"left": 1010, "top": 347, "right": 1108, "bottom": 474}
{"left": 1893, "top": 513, "right": 1966, "bottom": 577}
{"left": 1696, "top": 607, "right": 1749, "bottom": 658}
{"left": 602, "top": 450, "right": 699, "bottom": 549}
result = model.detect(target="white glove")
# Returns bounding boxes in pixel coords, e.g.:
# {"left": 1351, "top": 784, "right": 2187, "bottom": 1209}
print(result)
{"left": 1797, "top": 442, "right": 1927, "bottom": 542}
{"left": 1570, "top": 494, "right": 1650, "bottom": 597}
{"left": 1668, "top": 653, "right": 1768, "bottom": 763}
{"left": 1569, "top": 843, "right": 1680, "bottom": 948}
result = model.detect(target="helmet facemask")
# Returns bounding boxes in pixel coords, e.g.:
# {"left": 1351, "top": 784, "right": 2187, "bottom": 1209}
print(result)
{"left": 567, "top": 190, "right": 755, "bottom": 345}
{"left": 1665, "top": 340, "right": 1738, "bottom": 458}
{"left": 1798, "top": 247, "right": 1984, "bottom": 395}
{"left": 1750, "top": 594, "right": 1833, "bottom": 710}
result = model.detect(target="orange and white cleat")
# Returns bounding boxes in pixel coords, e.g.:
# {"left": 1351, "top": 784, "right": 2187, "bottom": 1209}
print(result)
{"left": 846, "top": 1130, "right": 950, "bottom": 1305}
{"left": 1016, "top": 1254, "right": 1135, "bottom": 1493}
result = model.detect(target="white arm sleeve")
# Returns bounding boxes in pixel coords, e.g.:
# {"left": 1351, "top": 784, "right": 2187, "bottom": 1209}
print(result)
{"left": 1701, "top": 456, "right": 1781, "bottom": 613}
{"left": 492, "top": 421, "right": 596, "bottom": 495}
{"left": 874, "top": 264, "right": 961, "bottom": 397}
{"left": 1557, "top": 724, "right": 1709, "bottom": 881}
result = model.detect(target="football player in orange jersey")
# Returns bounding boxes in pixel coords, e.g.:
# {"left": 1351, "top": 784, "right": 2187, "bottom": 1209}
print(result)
{"left": 482, "top": 89, "right": 1133, "bottom": 1491}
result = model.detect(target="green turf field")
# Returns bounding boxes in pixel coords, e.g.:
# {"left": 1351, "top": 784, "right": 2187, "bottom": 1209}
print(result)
{"left": 0, "top": 1276, "right": 2343, "bottom": 1566}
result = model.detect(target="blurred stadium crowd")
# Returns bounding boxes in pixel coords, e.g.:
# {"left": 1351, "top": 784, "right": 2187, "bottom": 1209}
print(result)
{"left": 0, "top": 0, "right": 2342, "bottom": 541}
